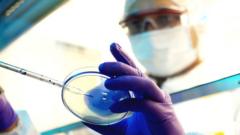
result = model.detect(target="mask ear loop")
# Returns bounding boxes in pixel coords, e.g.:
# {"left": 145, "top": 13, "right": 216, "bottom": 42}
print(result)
{"left": 180, "top": 12, "right": 202, "bottom": 70}
{"left": 180, "top": 12, "right": 198, "bottom": 48}
{"left": 181, "top": 11, "right": 200, "bottom": 60}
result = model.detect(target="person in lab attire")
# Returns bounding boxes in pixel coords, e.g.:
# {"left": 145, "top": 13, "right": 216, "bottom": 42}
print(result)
{"left": 84, "top": 0, "right": 201, "bottom": 135}
{"left": 120, "top": 0, "right": 201, "bottom": 91}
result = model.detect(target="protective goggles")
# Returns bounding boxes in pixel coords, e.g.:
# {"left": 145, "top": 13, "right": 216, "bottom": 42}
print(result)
{"left": 120, "top": 9, "right": 188, "bottom": 35}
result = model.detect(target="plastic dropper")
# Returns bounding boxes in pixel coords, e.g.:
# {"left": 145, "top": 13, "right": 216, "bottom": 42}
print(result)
{"left": 0, "top": 60, "right": 93, "bottom": 97}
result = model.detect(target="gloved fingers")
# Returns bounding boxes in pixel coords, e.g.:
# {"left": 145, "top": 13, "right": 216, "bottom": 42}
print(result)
{"left": 110, "top": 98, "right": 144, "bottom": 112}
{"left": 110, "top": 43, "right": 137, "bottom": 68}
{"left": 99, "top": 62, "right": 141, "bottom": 77}
{"left": 110, "top": 98, "right": 174, "bottom": 121}
{"left": 105, "top": 76, "right": 167, "bottom": 102}
{"left": 110, "top": 98, "right": 171, "bottom": 113}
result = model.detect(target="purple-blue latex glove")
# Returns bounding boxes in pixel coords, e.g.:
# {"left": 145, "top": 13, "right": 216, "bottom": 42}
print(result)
{"left": 84, "top": 43, "right": 184, "bottom": 135}
{"left": 0, "top": 88, "right": 18, "bottom": 132}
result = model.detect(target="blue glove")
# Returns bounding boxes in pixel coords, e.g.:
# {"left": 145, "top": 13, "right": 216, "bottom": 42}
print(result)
{"left": 84, "top": 43, "right": 184, "bottom": 135}
{"left": 0, "top": 87, "right": 18, "bottom": 132}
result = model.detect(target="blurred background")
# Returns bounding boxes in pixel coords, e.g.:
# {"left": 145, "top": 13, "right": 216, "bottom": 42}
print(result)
{"left": 0, "top": 0, "right": 240, "bottom": 134}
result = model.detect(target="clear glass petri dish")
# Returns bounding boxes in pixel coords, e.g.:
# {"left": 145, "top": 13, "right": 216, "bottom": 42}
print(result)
{"left": 61, "top": 68, "right": 134, "bottom": 125}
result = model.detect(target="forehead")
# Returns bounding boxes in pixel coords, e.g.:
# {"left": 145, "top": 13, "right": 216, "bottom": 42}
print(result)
{"left": 124, "top": 0, "right": 186, "bottom": 18}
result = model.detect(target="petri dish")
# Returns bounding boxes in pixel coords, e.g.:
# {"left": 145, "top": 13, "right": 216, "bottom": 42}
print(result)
{"left": 61, "top": 68, "right": 134, "bottom": 125}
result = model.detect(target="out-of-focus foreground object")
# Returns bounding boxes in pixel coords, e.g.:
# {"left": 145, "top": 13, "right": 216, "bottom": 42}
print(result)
{"left": 0, "top": 86, "right": 38, "bottom": 135}
{"left": 0, "top": 86, "right": 17, "bottom": 132}
{"left": 0, "top": 0, "right": 67, "bottom": 51}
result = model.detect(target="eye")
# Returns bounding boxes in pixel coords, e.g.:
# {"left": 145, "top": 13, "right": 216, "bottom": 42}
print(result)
{"left": 156, "top": 15, "right": 169, "bottom": 28}
{"left": 126, "top": 19, "right": 143, "bottom": 35}
{"left": 168, "top": 15, "right": 181, "bottom": 27}
{"left": 129, "top": 19, "right": 142, "bottom": 27}
{"left": 155, "top": 14, "right": 181, "bottom": 28}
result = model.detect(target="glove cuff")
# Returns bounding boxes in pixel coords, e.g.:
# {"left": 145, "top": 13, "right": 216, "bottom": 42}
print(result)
{"left": 0, "top": 92, "right": 18, "bottom": 132}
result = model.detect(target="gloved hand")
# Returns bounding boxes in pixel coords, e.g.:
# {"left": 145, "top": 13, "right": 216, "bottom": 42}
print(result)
{"left": 84, "top": 43, "right": 184, "bottom": 135}
{"left": 0, "top": 87, "right": 18, "bottom": 132}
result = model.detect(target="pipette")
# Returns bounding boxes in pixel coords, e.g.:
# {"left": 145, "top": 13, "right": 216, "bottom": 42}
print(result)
{"left": 0, "top": 60, "right": 93, "bottom": 97}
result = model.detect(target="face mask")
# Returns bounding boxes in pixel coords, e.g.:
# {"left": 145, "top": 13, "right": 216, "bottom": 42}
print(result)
{"left": 129, "top": 26, "right": 198, "bottom": 77}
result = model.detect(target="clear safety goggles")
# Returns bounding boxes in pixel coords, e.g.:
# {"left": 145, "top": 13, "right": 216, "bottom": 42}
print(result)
{"left": 120, "top": 9, "right": 188, "bottom": 35}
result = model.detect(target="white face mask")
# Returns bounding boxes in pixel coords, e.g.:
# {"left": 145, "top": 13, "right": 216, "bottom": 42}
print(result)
{"left": 129, "top": 26, "right": 198, "bottom": 77}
